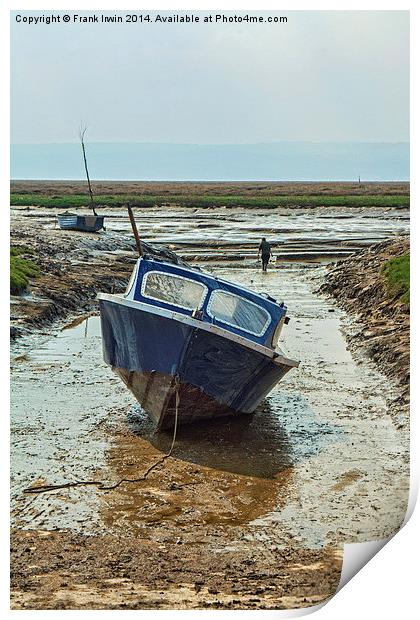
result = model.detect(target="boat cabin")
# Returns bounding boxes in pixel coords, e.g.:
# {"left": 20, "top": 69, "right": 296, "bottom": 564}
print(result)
{"left": 125, "top": 257, "right": 288, "bottom": 349}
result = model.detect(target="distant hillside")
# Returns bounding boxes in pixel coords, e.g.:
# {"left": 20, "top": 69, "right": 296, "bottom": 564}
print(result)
{"left": 10, "top": 142, "right": 409, "bottom": 181}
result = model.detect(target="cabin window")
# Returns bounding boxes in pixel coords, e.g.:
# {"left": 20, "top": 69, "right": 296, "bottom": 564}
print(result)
{"left": 141, "top": 271, "right": 207, "bottom": 311}
{"left": 207, "top": 290, "right": 271, "bottom": 337}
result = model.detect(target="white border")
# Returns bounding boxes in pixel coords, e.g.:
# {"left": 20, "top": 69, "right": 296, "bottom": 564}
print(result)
{"left": 4, "top": 3, "right": 416, "bottom": 619}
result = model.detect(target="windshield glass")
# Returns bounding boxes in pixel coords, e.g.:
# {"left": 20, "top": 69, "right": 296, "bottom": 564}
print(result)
{"left": 142, "top": 271, "right": 207, "bottom": 311}
{"left": 207, "top": 290, "right": 271, "bottom": 336}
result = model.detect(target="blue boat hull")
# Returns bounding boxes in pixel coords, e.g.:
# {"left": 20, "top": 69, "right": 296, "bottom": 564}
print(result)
{"left": 99, "top": 296, "right": 295, "bottom": 429}
{"left": 57, "top": 214, "right": 105, "bottom": 232}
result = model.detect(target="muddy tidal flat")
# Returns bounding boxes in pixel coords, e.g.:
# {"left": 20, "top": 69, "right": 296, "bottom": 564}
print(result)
{"left": 10, "top": 196, "right": 409, "bottom": 609}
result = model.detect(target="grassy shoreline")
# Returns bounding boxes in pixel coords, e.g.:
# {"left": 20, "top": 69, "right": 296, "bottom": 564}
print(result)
{"left": 10, "top": 246, "right": 39, "bottom": 295}
{"left": 11, "top": 193, "right": 410, "bottom": 209}
{"left": 382, "top": 253, "right": 410, "bottom": 304}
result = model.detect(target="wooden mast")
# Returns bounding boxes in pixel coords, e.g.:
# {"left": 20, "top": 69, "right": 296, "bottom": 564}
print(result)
{"left": 79, "top": 124, "right": 98, "bottom": 217}
{"left": 127, "top": 204, "right": 143, "bottom": 257}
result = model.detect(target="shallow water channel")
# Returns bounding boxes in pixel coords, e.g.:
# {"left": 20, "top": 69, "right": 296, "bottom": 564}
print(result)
{"left": 10, "top": 263, "right": 409, "bottom": 549}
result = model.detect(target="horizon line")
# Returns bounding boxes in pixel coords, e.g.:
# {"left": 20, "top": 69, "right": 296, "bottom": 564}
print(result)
{"left": 11, "top": 140, "right": 410, "bottom": 147}
{"left": 10, "top": 178, "right": 411, "bottom": 183}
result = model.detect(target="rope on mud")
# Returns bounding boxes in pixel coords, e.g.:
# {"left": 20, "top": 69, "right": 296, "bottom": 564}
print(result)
{"left": 23, "top": 379, "right": 181, "bottom": 496}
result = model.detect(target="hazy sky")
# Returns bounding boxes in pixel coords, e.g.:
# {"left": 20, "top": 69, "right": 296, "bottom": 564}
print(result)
{"left": 11, "top": 10, "right": 409, "bottom": 144}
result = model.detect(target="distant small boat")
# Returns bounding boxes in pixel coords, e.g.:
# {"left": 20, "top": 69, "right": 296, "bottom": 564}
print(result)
{"left": 57, "top": 125, "right": 105, "bottom": 233}
{"left": 98, "top": 256, "right": 299, "bottom": 429}
{"left": 57, "top": 212, "right": 105, "bottom": 232}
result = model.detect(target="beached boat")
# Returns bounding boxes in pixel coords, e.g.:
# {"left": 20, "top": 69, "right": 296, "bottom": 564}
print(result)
{"left": 57, "top": 212, "right": 105, "bottom": 232}
{"left": 98, "top": 257, "right": 299, "bottom": 429}
{"left": 57, "top": 127, "right": 105, "bottom": 233}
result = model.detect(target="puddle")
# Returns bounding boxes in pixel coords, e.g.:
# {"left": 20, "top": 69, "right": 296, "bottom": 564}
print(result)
{"left": 10, "top": 264, "right": 409, "bottom": 549}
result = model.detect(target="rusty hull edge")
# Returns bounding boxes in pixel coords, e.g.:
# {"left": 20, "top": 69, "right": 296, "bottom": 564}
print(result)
{"left": 115, "top": 367, "right": 242, "bottom": 429}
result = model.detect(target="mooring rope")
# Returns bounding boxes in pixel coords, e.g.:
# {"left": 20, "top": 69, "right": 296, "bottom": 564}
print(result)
{"left": 23, "top": 378, "right": 181, "bottom": 496}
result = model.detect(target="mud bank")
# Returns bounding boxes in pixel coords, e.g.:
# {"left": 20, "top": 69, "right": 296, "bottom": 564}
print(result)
{"left": 11, "top": 530, "right": 341, "bottom": 610}
{"left": 10, "top": 224, "right": 186, "bottom": 340}
{"left": 322, "top": 237, "right": 409, "bottom": 420}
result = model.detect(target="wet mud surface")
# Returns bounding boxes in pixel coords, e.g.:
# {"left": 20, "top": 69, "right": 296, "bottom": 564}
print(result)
{"left": 12, "top": 203, "right": 409, "bottom": 265}
{"left": 10, "top": 203, "right": 408, "bottom": 340}
{"left": 10, "top": 204, "right": 409, "bottom": 609}
{"left": 10, "top": 264, "right": 409, "bottom": 609}
{"left": 11, "top": 528, "right": 342, "bottom": 610}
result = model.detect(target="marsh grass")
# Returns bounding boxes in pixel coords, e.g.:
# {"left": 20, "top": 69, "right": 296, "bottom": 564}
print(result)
{"left": 10, "top": 193, "right": 410, "bottom": 209}
{"left": 382, "top": 253, "right": 410, "bottom": 304}
{"left": 10, "top": 246, "right": 40, "bottom": 295}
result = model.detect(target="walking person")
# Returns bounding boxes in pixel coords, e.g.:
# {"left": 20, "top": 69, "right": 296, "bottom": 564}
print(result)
{"left": 258, "top": 237, "right": 272, "bottom": 272}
